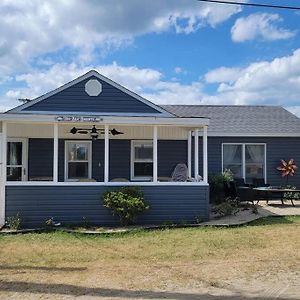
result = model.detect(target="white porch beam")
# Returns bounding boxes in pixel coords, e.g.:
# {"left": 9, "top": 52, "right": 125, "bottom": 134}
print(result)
{"left": 187, "top": 130, "right": 192, "bottom": 178}
{"left": 0, "top": 122, "right": 7, "bottom": 226}
{"left": 203, "top": 125, "right": 208, "bottom": 184}
{"left": 53, "top": 123, "right": 58, "bottom": 183}
{"left": 194, "top": 129, "right": 199, "bottom": 180}
{"left": 153, "top": 126, "right": 158, "bottom": 183}
{"left": 104, "top": 125, "right": 109, "bottom": 183}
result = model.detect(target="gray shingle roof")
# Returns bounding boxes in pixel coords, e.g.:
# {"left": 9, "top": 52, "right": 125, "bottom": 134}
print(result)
{"left": 161, "top": 105, "right": 300, "bottom": 136}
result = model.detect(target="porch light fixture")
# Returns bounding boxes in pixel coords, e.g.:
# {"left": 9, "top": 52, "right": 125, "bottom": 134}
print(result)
{"left": 90, "top": 125, "right": 98, "bottom": 140}
{"left": 69, "top": 126, "right": 124, "bottom": 140}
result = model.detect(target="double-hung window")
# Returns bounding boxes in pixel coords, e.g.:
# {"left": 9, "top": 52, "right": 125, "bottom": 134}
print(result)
{"left": 223, "top": 143, "right": 266, "bottom": 183}
{"left": 65, "top": 141, "right": 92, "bottom": 181}
{"left": 131, "top": 140, "right": 153, "bottom": 180}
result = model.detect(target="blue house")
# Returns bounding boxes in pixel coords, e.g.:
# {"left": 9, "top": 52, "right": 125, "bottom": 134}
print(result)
{"left": 1, "top": 70, "right": 300, "bottom": 227}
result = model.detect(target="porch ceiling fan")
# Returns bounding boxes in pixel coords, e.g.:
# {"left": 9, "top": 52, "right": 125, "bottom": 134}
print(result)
{"left": 70, "top": 126, "right": 124, "bottom": 140}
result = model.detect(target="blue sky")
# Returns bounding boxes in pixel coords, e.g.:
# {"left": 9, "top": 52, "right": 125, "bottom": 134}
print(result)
{"left": 0, "top": 0, "right": 300, "bottom": 116}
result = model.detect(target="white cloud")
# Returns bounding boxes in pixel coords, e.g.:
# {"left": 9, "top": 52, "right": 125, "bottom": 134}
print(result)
{"left": 203, "top": 48, "right": 300, "bottom": 107}
{"left": 5, "top": 48, "right": 300, "bottom": 116}
{"left": 231, "top": 13, "right": 296, "bottom": 42}
{"left": 204, "top": 67, "right": 243, "bottom": 83}
{"left": 0, "top": 0, "right": 242, "bottom": 76}
{"left": 3, "top": 62, "right": 205, "bottom": 110}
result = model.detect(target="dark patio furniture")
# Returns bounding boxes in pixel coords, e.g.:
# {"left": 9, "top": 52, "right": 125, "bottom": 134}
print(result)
{"left": 234, "top": 177, "right": 251, "bottom": 187}
{"left": 253, "top": 187, "right": 300, "bottom": 206}
{"left": 229, "top": 181, "right": 255, "bottom": 203}
{"left": 252, "top": 178, "right": 270, "bottom": 188}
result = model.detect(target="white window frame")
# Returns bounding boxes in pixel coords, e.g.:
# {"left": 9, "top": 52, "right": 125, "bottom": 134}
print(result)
{"left": 65, "top": 140, "right": 92, "bottom": 181}
{"left": 131, "top": 140, "right": 153, "bottom": 181}
{"left": 7, "top": 138, "right": 28, "bottom": 181}
{"left": 222, "top": 143, "right": 267, "bottom": 183}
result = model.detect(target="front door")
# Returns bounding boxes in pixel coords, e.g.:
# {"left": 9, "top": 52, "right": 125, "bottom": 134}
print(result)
{"left": 7, "top": 139, "right": 27, "bottom": 181}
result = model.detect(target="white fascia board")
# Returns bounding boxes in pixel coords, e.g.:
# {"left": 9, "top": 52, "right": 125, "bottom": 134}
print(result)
{"left": 0, "top": 113, "right": 210, "bottom": 127}
{"left": 205, "top": 132, "right": 300, "bottom": 137}
{"left": 7, "top": 70, "right": 174, "bottom": 117}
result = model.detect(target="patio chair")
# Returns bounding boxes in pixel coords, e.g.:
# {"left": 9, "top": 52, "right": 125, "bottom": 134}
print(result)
{"left": 233, "top": 177, "right": 251, "bottom": 187}
{"left": 252, "top": 178, "right": 270, "bottom": 188}
{"left": 171, "top": 163, "right": 189, "bottom": 182}
{"left": 229, "top": 181, "right": 255, "bottom": 203}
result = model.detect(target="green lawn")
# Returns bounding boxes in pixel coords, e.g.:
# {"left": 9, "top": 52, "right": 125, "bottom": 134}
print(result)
{"left": 0, "top": 216, "right": 299, "bottom": 299}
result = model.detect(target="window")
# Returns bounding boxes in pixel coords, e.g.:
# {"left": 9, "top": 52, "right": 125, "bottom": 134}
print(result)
{"left": 131, "top": 140, "right": 153, "bottom": 180}
{"left": 65, "top": 141, "right": 91, "bottom": 181}
{"left": 7, "top": 139, "right": 27, "bottom": 181}
{"left": 223, "top": 144, "right": 266, "bottom": 183}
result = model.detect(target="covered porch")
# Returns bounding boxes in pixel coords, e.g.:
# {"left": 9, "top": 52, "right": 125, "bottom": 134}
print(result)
{"left": 1, "top": 115, "right": 210, "bottom": 227}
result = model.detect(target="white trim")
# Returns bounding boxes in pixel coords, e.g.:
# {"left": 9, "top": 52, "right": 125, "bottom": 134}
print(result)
{"left": 0, "top": 114, "right": 210, "bottom": 127}
{"left": 130, "top": 140, "right": 153, "bottom": 181}
{"left": 6, "top": 138, "right": 28, "bottom": 181}
{"left": 203, "top": 126, "right": 208, "bottom": 183}
{"left": 5, "top": 181, "right": 209, "bottom": 187}
{"left": 8, "top": 70, "right": 173, "bottom": 117}
{"left": 104, "top": 125, "right": 109, "bottom": 183}
{"left": 153, "top": 126, "right": 158, "bottom": 183}
{"left": 0, "top": 123, "right": 6, "bottom": 226}
{"left": 194, "top": 129, "right": 199, "bottom": 178}
{"left": 53, "top": 124, "right": 58, "bottom": 183}
{"left": 222, "top": 143, "right": 267, "bottom": 183}
{"left": 64, "top": 140, "right": 92, "bottom": 181}
{"left": 204, "top": 132, "right": 300, "bottom": 137}
{"left": 187, "top": 130, "right": 192, "bottom": 178}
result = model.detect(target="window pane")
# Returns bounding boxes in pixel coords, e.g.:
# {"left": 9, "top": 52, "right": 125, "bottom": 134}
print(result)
{"left": 246, "top": 164, "right": 264, "bottom": 181}
{"left": 7, "top": 167, "right": 22, "bottom": 181}
{"left": 7, "top": 142, "right": 22, "bottom": 165}
{"left": 245, "top": 145, "right": 265, "bottom": 182}
{"left": 134, "top": 162, "right": 153, "bottom": 177}
{"left": 68, "top": 162, "right": 88, "bottom": 179}
{"left": 223, "top": 145, "right": 242, "bottom": 177}
{"left": 68, "top": 143, "right": 88, "bottom": 161}
{"left": 135, "top": 144, "right": 153, "bottom": 160}
{"left": 245, "top": 145, "right": 264, "bottom": 163}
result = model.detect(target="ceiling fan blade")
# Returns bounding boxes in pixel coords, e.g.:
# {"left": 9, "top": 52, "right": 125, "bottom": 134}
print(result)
{"left": 110, "top": 128, "right": 124, "bottom": 136}
{"left": 78, "top": 130, "right": 89, "bottom": 134}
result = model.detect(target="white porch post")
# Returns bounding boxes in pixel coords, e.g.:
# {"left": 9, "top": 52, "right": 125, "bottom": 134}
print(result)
{"left": 153, "top": 125, "right": 158, "bottom": 183}
{"left": 104, "top": 125, "right": 109, "bottom": 183}
{"left": 0, "top": 122, "right": 7, "bottom": 226}
{"left": 203, "top": 125, "right": 208, "bottom": 183}
{"left": 194, "top": 128, "right": 199, "bottom": 180}
{"left": 187, "top": 130, "right": 192, "bottom": 178}
{"left": 53, "top": 123, "right": 58, "bottom": 183}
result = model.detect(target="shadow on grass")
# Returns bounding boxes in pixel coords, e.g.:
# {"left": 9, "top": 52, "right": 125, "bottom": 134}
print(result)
{"left": 0, "top": 265, "right": 87, "bottom": 272}
{"left": 0, "top": 281, "right": 294, "bottom": 300}
{"left": 248, "top": 216, "right": 299, "bottom": 226}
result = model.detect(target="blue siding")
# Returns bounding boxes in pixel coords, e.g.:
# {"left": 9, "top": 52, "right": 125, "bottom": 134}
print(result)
{"left": 23, "top": 76, "right": 162, "bottom": 114}
{"left": 28, "top": 139, "right": 53, "bottom": 180}
{"left": 28, "top": 136, "right": 300, "bottom": 186}
{"left": 29, "top": 139, "right": 187, "bottom": 181}
{"left": 200, "top": 137, "right": 300, "bottom": 187}
{"left": 5, "top": 185, "right": 209, "bottom": 228}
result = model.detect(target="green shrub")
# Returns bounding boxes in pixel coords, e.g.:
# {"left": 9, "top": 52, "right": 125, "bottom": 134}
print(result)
{"left": 6, "top": 213, "right": 22, "bottom": 230}
{"left": 209, "top": 169, "right": 233, "bottom": 204}
{"left": 212, "top": 197, "right": 239, "bottom": 217}
{"left": 103, "top": 186, "right": 149, "bottom": 226}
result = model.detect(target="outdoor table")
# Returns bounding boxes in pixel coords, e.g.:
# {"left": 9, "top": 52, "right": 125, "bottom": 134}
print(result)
{"left": 253, "top": 187, "right": 300, "bottom": 207}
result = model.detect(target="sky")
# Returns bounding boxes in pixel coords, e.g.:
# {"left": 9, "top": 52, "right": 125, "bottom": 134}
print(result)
{"left": 0, "top": 0, "right": 300, "bottom": 116}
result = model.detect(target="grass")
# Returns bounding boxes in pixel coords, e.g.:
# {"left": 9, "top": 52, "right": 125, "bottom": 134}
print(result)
{"left": 0, "top": 216, "right": 299, "bottom": 298}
